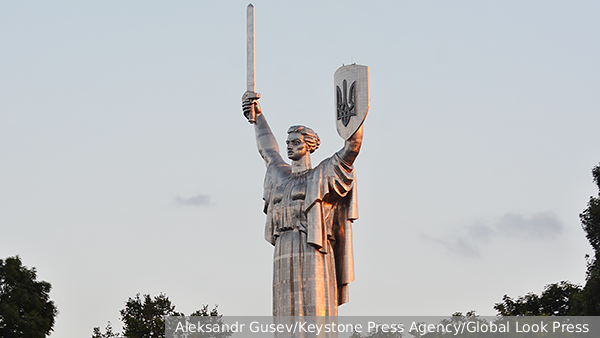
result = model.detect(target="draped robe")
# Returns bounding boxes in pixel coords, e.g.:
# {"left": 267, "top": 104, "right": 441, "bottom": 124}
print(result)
{"left": 263, "top": 153, "right": 358, "bottom": 316}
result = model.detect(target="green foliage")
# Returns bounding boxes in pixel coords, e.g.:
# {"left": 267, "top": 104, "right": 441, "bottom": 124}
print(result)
{"left": 93, "top": 293, "right": 224, "bottom": 338}
{"left": 120, "top": 293, "right": 183, "bottom": 338}
{"left": 581, "top": 164, "right": 600, "bottom": 255}
{"left": 189, "top": 304, "right": 220, "bottom": 317}
{"left": 92, "top": 322, "right": 122, "bottom": 338}
{"left": 0, "top": 256, "right": 58, "bottom": 338}
{"left": 181, "top": 305, "right": 232, "bottom": 338}
{"left": 575, "top": 163, "right": 600, "bottom": 315}
{"left": 494, "top": 281, "right": 582, "bottom": 316}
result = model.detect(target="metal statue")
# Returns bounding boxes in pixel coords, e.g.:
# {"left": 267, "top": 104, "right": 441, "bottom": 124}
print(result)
{"left": 242, "top": 4, "right": 369, "bottom": 317}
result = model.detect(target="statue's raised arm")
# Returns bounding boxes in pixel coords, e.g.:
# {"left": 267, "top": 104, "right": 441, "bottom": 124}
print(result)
{"left": 242, "top": 98, "right": 282, "bottom": 166}
{"left": 337, "top": 125, "right": 363, "bottom": 166}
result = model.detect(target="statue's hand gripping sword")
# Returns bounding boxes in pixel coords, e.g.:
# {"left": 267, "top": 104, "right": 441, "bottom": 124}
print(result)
{"left": 242, "top": 4, "right": 260, "bottom": 123}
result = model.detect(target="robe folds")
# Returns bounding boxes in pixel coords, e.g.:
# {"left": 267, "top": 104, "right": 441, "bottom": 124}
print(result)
{"left": 263, "top": 153, "right": 358, "bottom": 316}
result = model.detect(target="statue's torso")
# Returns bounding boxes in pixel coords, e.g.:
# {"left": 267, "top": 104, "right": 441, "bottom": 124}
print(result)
{"left": 270, "top": 170, "right": 309, "bottom": 232}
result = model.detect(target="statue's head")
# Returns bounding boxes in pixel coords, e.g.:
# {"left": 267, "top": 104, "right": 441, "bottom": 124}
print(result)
{"left": 286, "top": 125, "right": 320, "bottom": 160}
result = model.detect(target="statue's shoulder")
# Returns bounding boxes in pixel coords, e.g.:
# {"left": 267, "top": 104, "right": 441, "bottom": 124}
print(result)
{"left": 313, "top": 153, "right": 346, "bottom": 172}
{"left": 265, "top": 159, "right": 291, "bottom": 182}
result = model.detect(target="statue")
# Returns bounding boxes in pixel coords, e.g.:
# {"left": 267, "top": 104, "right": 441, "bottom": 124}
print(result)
{"left": 242, "top": 5, "right": 368, "bottom": 317}
{"left": 242, "top": 98, "right": 363, "bottom": 316}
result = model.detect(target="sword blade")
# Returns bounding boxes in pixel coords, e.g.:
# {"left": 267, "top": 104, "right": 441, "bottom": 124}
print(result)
{"left": 246, "top": 4, "right": 255, "bottom": 92}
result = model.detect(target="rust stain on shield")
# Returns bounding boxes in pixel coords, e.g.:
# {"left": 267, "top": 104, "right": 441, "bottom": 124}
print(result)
{"left": 334, "top": 64, "right": 369, "bottom": 140}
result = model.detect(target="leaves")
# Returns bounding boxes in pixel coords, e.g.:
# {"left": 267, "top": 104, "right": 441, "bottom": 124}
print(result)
{"left": 494, "top": 281, "right": 582, "bottom": 316}
{"left": 93, "top": 293, "right": 224, "bottom": 338}
{"left": 0, "top": 256, "right": 58, "bottom": 338}
{"left": 120, "top": 293, "right": 183, "bottom": 338}
{"left": 92, "top": 322, "right": 122, "bottom": 338}
{"left": 575, "top": 163, "right": 600, "bottom": 315}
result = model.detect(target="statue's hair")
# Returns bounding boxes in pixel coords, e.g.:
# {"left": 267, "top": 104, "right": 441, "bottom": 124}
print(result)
{"left": 287, "top": 125, "right": 320, "bottom": 153}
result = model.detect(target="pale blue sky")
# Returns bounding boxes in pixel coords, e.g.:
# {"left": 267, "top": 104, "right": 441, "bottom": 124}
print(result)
{"left": 1, "top": 1, "right": 599, "bottom": 336}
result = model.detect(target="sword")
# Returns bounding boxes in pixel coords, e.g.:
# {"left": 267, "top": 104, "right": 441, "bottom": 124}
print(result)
{"left": 242, "top": 3, "right": 260, "bottom": 124}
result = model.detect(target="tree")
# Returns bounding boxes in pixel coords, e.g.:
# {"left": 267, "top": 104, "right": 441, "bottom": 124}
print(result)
{"left": 184, "top": 305, "right": 232, "bottom": 338}
{"left": 93, "top": 293, "right": 225, "bottom": 338}
{"left": 189, "top": 304, "right": 220, "bottom": 317}
{"left": 0, "top": 256, "right": 58, "bottom": 338}
{"left": 494, "top": 281, "right": 582, "bottom": 316}
{"left": 120, "top": 293, "right": 183, "bottom": 338}
{"left": 574, "top": 163, "right": 600, "bottom": 315}
{"left": 92, "top": 322, "right": 122, "bottom": 338}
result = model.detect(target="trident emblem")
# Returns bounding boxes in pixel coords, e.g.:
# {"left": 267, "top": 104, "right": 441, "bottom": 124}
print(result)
{"left": 336, "top": 79, "right": 357, "bottom": 127}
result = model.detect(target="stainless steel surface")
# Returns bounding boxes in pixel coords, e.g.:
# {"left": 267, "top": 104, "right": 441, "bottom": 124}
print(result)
{"left": 243, "top": 4, "right": 260, "bottom": 124}
{"left": 242, "top": 93, "right": 364, "bottom": 316}
{"left": 334, "top": 64, "right": 369, "bottom": 140}
{"left": 246, "top": 4, "right": 255, "bottom": 93}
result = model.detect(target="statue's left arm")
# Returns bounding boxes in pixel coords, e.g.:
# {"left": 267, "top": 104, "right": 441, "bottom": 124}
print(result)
{"left": 336, "top": 125, "right": 363, "bottom": 165}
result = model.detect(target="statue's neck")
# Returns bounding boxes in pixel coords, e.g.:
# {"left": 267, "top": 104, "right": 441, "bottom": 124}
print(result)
{"left": 291, "top": 155, "right": 311, "bottom": 173}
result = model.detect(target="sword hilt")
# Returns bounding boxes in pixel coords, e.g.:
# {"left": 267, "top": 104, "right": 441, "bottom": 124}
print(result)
{"left": 242, "top": 91, "right": 261, "bottom": 124}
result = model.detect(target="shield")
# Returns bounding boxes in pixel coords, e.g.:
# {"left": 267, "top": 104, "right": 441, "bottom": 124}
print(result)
{"left": 334, "top": 64, "right": 369, "bottom": 140}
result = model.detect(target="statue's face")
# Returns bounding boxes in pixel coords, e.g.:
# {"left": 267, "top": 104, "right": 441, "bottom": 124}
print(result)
{"left": 286, "top": 132, "right": 308, "bottom": 161}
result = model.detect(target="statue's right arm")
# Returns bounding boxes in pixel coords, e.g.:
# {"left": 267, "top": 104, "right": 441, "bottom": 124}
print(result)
{"left": 243, "top": 99, "right": 282, "bottom": 166}
{"left": 254, "top": 113, "right": 282, "bottom": 166}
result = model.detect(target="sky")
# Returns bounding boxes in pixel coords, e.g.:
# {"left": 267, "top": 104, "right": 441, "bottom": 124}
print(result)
{"left": 1, "top": 0, "right": 599, "bottom": 336}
